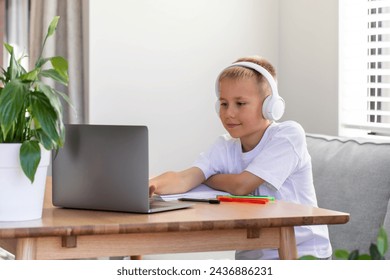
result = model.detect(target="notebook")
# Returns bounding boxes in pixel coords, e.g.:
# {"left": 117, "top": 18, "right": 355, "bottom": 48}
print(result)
{"left": 52, "top": 124, "right": 193, "bottom": 213}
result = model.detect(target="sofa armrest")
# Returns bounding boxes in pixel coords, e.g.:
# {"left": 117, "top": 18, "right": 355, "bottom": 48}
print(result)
{"left": 306, "top": 133, "right": 390, "bottom": 258}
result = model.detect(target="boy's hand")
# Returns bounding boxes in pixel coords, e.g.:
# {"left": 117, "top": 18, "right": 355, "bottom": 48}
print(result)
{"left": 148, "top": 172, "right": 179, "bottom": 195}
{"left": 149, "top": 184, "right": 157, "bottom": 197}
{"left": 148, "top": 167, "right": 205, "bottom": 195}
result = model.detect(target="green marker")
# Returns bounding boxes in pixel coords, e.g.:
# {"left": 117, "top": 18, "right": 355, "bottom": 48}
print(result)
{"left": 219, "top": 195, "right": 275, "bottom": 201}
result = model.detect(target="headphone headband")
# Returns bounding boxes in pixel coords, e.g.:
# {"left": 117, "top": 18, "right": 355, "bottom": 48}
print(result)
{"left": 215, "top": 61, "right": 285, "bottom": 121}
{"left": 215, "top": 61, "right": 279, "bottom": 98}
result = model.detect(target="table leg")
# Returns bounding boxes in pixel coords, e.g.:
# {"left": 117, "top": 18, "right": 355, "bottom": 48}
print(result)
{"left": 15, "top": 238, "right": 37, "bottom": 260}
{"left": 278, "top": 227, "right": 298, "bottom": 260}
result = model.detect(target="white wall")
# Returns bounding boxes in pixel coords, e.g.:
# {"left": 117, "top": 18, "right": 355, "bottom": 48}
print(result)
{"left": 278, "top": 0, "right": 339, "bottom": 135}
{"left": 87, "top": 0, "right": 339, "bottom": 260}
{"left": 89, "top": 0, "right": 279, "bottom": 176}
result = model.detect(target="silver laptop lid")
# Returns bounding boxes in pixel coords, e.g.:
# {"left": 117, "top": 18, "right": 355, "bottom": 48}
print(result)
{"left": 52, "top": 124, "right": 151, "bottom": 213}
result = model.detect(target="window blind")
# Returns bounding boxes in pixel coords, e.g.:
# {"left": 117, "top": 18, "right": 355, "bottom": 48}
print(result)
{"left": 339, "top": 0, "right": 390, "bottom": 137}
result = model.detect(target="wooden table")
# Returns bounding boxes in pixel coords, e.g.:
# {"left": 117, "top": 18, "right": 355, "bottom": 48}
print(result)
{"left": 0, "top": 179, "right": 349, "bottom": 260}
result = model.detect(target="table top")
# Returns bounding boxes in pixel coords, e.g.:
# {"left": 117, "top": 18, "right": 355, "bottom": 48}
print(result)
{"left": 0, "top": 198, "right": 349, "bottom": 239}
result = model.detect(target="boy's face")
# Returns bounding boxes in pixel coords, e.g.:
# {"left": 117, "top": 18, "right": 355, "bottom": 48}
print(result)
{"left": 218, "top": 77, "right": 269, "bottom": 150}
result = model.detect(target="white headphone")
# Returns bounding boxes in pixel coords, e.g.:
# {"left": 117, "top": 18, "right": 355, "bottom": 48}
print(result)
{"left": 215, "top": 61, "right": 285, "bottom": 121}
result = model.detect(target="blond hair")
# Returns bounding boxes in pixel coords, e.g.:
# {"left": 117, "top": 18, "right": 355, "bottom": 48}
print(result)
{"left": 218, "top": 56, "right": 276, "bottom": 96}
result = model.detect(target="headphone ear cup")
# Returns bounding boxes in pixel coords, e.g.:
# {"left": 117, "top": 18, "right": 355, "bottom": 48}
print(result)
{"left": 262, "top": 95, "right": 285, "bottom": 121}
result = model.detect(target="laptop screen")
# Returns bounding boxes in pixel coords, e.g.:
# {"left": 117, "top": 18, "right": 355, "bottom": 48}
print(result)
{"left": 52, "top": 124, "right": 150, "bottom": 213}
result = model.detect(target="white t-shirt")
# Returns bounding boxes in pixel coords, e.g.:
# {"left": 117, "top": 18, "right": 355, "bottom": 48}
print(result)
{"left": 193, "top": 121, "right": 332, "bottom": 259}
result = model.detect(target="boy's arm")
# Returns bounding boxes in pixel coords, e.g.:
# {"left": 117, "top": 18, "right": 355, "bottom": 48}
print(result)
{"left": 149, "top": 167, "right": 205, "bottom": 195}
{"left": 204, "top": 172, "right": 264, "bottom": 196}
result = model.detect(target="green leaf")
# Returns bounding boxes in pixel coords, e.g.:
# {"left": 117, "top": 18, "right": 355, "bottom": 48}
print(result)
{"left": 40, "top": 69, "right": 68, "bottom": 86}
{"left": 0, "top": 80, "right": 27, "bottom": 138}
{"left": 348, "top": 250, "right": 360, "bottom": 260}
{"left": 54, "top": 89, "right": 73, "bottom": 108}
{"left": 3, "top": 44, "right": 19, "bottom": 81}
{"left": 334, "top": 249, "right": 349, "bottom": 260}
{"left": 34, "top": 128, "right": 55, "bottom": 150}
{"left": 36, "top": 17, "right": 60, "bottom": 68}
{"left": 357, "top": 254, "right": 371, "bottom": 260}
{"left": 36, "top": 83, "right": 67, "bottom": 146}
{"left": 38, "top": 82, "right": 74, "bottom": 144}
{"left": 20, "top": 140, "right": 41, "bottom": 183}
{"left": 47, "top": 16, "right": 60, "bottom": 37}
{"left": 54, "top": 88, "right": 76, "bottom": 122}
{"left": 35, "top": 57, "right": 49, "bottom": 69}
{"left": 369, "top": 243, "right": 384, "bottom": 260}
{"left": 299, "top": 255, "right": 318, "bottom": 260}
{"left": 377, "top": 226, "right": 388, "bottom": 256}
{"left": 16, "top": 54, "right": 28, "bottom": 75}
{"left": 37, "top": 82, "right": 64, "bottom": 120}
{"left": 3, "top": 43, "right": 13, "bottom": 54}
{"left": 20, "top": 68, "right": 39, "bottom": 82}
{"left": 50, "top": 56, "right": 68, "bottom": 81}
{"left": 30, "top": 91, "right": 61, "bottom": 147}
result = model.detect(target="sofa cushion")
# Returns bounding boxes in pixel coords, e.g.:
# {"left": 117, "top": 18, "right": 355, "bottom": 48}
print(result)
{"left": 306, "top": 134, "right": 390, "bottom": 258}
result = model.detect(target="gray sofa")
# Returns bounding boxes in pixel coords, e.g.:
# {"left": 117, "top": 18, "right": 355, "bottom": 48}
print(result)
{"left": 306, "top": 134, "right": 390, "bottom": 259}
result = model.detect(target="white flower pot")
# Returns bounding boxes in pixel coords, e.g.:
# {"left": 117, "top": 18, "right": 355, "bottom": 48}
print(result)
{"left": 0, "top": 143, "right": 51, "bottom": 221}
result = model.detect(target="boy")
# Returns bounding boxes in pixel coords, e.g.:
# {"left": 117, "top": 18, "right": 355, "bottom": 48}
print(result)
{"left": 149, "top": 56, "right": 332, "bottom": 259}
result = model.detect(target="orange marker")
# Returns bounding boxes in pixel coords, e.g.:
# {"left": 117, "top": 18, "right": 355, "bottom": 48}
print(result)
{"left": 217, "top": 197, "right": 269, "bottom": 204}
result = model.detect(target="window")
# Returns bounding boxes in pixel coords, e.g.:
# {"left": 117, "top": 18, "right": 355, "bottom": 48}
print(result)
{"left": 339, "top": 0, "right": 390, "bottom": 137}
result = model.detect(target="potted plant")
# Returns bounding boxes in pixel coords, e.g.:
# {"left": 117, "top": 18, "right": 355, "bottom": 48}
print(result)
{"left": 0, "top": 16, "right": 70, "bottom": 221}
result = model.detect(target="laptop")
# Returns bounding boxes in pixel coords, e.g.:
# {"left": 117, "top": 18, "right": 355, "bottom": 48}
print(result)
{"left": 52, "top": 124, "right": 193, "bottom": 213}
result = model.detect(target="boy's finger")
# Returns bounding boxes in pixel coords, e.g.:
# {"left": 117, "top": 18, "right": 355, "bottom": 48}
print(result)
{"left": 149, "top": 185, "right": 157, "bottom": 197}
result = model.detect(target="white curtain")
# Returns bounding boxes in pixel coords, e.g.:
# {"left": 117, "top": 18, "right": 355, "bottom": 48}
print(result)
{"left": 4, "top": 0, "right": 29, "bottom": 68}
{"left": 29, "top": 0, "right": 89, "bottom": 124}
